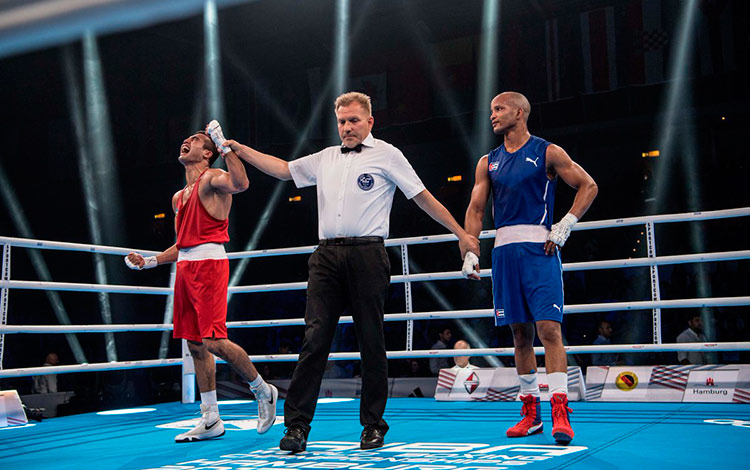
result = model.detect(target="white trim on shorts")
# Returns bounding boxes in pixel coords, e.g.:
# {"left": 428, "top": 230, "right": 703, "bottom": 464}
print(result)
{"left": 177, "top": 243, "right": 227, "bottom": 261}
{"left": 494, "top": 225, "right": 550, "bottom": 248}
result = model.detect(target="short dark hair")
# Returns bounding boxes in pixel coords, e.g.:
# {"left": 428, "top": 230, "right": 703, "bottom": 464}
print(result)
{"left": 197, "top": 131, "right": 220, "bottom": 166}
{"left": 437, "top": 325, "right": 451, "bottom": 337}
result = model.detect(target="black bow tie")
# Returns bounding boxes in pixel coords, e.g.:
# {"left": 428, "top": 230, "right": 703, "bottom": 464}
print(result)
{"left": 341, "top": 143, "right": 363, "bottom": 153}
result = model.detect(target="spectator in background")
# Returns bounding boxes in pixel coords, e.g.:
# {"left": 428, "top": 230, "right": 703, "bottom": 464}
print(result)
{"left": 429, "top": 326, "right": 453, "bottom": 374}
{"left": 32, "top": 353, "right": 59, "bottom": 394}
{"left": 677, "top": 314, "right": 708, "bottom": 365}
{"left": 403, "top": 359, "right": 425, "bottom": 377}
{"left": 272, "top": 342, "right": 296, "bottom": 379}
{"left": 451, "top": 340, "right": 479, "bottom": 370}
{"left": 591, "top": 321, "right": 619, "bottom": 366}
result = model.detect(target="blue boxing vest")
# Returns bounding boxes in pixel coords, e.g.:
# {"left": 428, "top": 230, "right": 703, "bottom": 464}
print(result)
{"left": 488, "top": 135, "right": 556, "bottom": 229}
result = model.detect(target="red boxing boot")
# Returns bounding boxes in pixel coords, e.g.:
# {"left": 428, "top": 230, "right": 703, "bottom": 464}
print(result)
{"left": 506, "top": 394, "right": 543, "bottom": 437}
{"left": 550, "top": 393, "right": 574, "bottom": 445}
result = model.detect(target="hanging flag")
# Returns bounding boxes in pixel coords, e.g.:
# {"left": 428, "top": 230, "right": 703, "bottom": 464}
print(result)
{"left": 625, "top": 0, "right": 667, "bottom": 85}
{"left": 580, "top": 6, "right": 618, "bottom": 93}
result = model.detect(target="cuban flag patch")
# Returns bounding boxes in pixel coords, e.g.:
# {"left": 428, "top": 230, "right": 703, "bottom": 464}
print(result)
{"left": 495, "top": 308, "right": 504, "bottom": 319}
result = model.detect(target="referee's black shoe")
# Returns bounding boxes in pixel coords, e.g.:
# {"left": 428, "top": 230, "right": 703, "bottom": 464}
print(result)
{"left": 279, "top": 425, "right": 307, "bottom": 453}
{"left": 360, "top": 425, "right": 386, "bottom": 450}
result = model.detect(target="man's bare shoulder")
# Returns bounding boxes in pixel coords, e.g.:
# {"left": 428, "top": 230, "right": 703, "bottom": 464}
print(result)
{"left": 200, "top": 168, "right": 226, "bottom": 187}
{"left": 171, "top": 190, "right": 181, "bottom": 212}
{"left": 546, "top": 143, "right": 572, "bottom": 158}
{"left": 203, "top": 167, "right": 226, "bottom": 178}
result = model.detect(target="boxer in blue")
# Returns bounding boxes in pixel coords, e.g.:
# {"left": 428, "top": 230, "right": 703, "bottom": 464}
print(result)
{"left": 463, "top": 92, "right": 597, "bottom": 445}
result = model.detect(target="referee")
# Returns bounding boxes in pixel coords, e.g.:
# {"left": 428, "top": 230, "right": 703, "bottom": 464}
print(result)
{"left": 215, "top": 91, "right": 479, "bottom": 452}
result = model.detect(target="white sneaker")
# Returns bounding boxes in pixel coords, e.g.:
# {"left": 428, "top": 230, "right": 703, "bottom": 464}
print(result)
{"left": 256, "top": 384, "right": 278, "bottom": 434}
{"left": 174, "top": 404, "right": 225, "bottom": 443}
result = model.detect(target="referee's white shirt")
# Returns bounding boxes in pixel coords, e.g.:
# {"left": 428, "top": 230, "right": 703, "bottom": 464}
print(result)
{"left": 288, "top": 133, "right": 425, "bottom": 239}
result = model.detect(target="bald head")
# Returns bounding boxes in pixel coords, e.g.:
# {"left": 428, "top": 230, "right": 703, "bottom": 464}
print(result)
{"left": 45, "top": 353, "right": 59, "bottom": 365}
{"left": 453, "top": 340, "right": 471, "bottom": 368}
{"left": 496, "top": 92, "right": 530, "bottom": 122}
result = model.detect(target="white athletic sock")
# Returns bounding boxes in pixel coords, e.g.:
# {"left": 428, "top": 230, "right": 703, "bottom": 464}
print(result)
{"left": 200, "top": 390, "right": 218, "bottom": 407}
{"left": 249, "top": 374, "right": 270, "bottom": 398}
{"left": 519, "top": 373, "right": 541, "bottom": 398}
{"left": 547, "top": 372, "right": 568, "bottom": 396}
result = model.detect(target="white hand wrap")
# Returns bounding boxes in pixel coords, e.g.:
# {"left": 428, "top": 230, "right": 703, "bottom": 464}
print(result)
{"left": 548, "top": 213, "right": 578, "bottom": 247}
{"left": 206, "top": 119, "right": 230, "bottom": 155}
{"left": 461, "top": 252, "right": 480, "bottom": 279}
{"left": 124, "top": 255, "right": 157, "bottom": 270}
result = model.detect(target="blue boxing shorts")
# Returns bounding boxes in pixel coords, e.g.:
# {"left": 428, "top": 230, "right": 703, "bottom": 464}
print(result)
{"left": 491, "top": 241, "right": 564, "bottom": 327}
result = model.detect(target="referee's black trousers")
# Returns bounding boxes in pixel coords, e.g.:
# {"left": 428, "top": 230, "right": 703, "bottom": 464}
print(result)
{"left": 283, "top": 238, "right": 390, "bottom": 433}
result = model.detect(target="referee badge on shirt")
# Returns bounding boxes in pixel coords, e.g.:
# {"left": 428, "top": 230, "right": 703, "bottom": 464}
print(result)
{"left": 357, "top": 173, "right": 374, "bottom": 191}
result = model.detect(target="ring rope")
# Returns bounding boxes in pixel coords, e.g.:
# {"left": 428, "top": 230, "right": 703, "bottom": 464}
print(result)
{"left": 1, "top": 207, "right": 747, "bottom": 259}
{"left": 2, "top": 342, "right": 749, "bottom": 378}
{"left": 2, "top": 296, "right": 749, "bottom": 334}
{"left": 1, "top": 207, "right": 748, "bottom": 379}
{"left": 1, "top": 250, "right": 747, "bottom": 295}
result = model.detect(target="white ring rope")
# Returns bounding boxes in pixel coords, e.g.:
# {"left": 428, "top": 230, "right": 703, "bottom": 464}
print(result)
{"left": 1, "top": 207, "right": 747, "bottom": 259}
{"left": 570, "top": 207, "right": 750, "bottom": 231}
{"left": 2, "top": 342, "right": 749, "bottom": 379}
{"left": 1, "top": 250, "right": 747, "bottom": 294}
{"left": 2, "top": 296, "right": 750, "bottom": 334}
{"left": 1, "top": 207, "right": 748, "bottom": 379}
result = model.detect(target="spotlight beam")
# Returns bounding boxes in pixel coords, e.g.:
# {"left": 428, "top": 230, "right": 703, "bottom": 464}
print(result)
{"left": 204, "top": 0, "right": 225, "bottom": 127}
{"left": 228, "top": 78, "right": 336, "bottom": 301}
{"left": 0, "top": 159, "right": 88, "bottom": 364}
{"left": 651, "top": 1, "right": 714, "bottom": 345}
{"left": 82, "top": 32, "right": 119, "bottom": 362}
{"left": 227, "top": 1, "right": 376, "bottom": 299}
{"left": 474, "top": 0, "right": 500, "bottom": 160}
{"left": 403, "top": 6, "right": 474, "bottom": 157}
{"left": 330, "top": 0, "right": 350, "bottom": 144}
{"left": 653, "top": 1, "right": 699, "bottom": 206}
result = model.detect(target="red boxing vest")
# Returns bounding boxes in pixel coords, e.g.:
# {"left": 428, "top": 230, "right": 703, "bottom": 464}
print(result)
{"left": 175, "top": 171, "right": 229, "bottom": 249}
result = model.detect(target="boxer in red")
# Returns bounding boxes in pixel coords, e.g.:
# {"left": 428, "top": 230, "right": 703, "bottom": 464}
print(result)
{"left": 125, "top": 126, "right": 277, "bottom": 442}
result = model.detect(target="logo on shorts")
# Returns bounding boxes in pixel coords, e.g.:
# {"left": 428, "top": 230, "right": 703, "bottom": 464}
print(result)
{"left": 495, "top": 309, "right": 504, "bottom": 318}
{"left": 357, "top": 173, "right": 374, "bottom": 191}
{"left": 489, "top": 162, "right": 499, "bottom": 171}
{"left": 463, "top": 372, "right": 480, "bottom": 394}
{"left": 615, "top": 371, "right": 639, "bottom": 391}
{"left": 553, "top": 304, "right": 561, "bottom": 312}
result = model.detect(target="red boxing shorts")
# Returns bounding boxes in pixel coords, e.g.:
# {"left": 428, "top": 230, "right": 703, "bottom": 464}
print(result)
{"left": 173, "top": 258, "right": 229, "bottom": 342}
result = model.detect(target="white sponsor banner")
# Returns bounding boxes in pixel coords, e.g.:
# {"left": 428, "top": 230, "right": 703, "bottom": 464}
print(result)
{"left": 599, "top": 366, "right": 653, "bottom": 401}
{"left": 587, "top": 364, "right": 750, "bottom": 402}
{"left": 447, "top": 368, "right": 495, "bottom": 400}
{"left": 0, "top": 390, "right": 27, "bottom": 427}
{"left": 683, "top": 369, "right": 738, "bottom": 403}
{"left": 436, "top": 367, "right": 584, "bottom": 401}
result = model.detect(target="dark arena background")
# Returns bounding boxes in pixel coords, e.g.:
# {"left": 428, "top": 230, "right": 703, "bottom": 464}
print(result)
{"left": 0, "top": 1, "right": 749, "bottom": 469}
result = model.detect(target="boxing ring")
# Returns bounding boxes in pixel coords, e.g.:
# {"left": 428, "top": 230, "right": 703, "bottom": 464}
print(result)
{"left": 1, "top": 207, "right": 749, "bottom": 469}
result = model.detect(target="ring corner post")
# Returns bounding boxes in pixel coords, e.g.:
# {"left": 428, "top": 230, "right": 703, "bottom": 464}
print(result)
{"left": 181, "top": 339, "right": 196, "bottom": 404}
